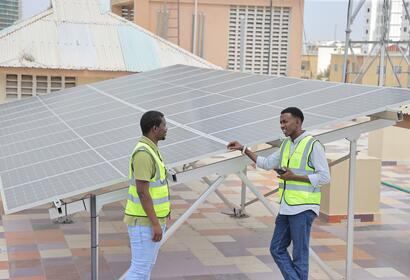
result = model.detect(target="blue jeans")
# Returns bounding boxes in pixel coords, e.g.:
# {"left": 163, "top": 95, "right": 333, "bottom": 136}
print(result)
{"left": 270, "top": 210, "right": 316, "bottom": 280}
{"left": 125, "top": 224, "right": 166, "bottom": 280}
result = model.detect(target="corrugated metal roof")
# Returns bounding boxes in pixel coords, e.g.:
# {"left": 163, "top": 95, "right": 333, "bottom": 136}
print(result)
{"left": 0, "top": 0, "right": 218, "bottom": 72}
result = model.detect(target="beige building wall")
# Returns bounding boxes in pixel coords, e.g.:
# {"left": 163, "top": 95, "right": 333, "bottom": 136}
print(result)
{"left": 0, "top": 73, "right": 5, "bottom": 103}
{"left": 368, "top": 126, "right": 410, "bottom": 161}
{"left": 112, "top": 0, "right": 303, "bottom": 77}
{"left": 328, "top": 54, "right": 410, "bottom": 161}
{"left": 0, "top": 67, "right": 129, "bottom": 104}
{"left": 321, "top": 153, "right": 381, "bottom": 222}
{"left": 301, "top": 54, "right": 318, "bottom": 79}
{"left": 329, "top": 53, "right": 409, "bottom": 87}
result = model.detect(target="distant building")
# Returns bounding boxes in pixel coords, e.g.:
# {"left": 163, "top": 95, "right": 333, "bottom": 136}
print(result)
{"left": 0, "top": 0, "right": 217, "bottom": 103}
{"left": 112, "top": 0, "right": 304, "bottom": 77}
{"left": 301, "top": 53, "right": 318, "bottom": 79}
{"left": 301, "top": 41, "right": 362, "bottom": 81}
{"left": 0, "top": 0, "right": 21, "bottom": 30}
{"left": 329, "top": 52, "right": 409, "bottom": 87}
{"left": 363, "top": 0, "right": 410, "bottom": 53}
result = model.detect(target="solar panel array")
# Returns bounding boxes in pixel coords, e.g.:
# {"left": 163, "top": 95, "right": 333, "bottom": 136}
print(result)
{"left": 1, "top": 64, "right": 410, "bottom": 214}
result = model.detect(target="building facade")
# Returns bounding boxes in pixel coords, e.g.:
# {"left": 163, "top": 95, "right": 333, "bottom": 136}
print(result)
{"left": 363, "top": 0, "right": 410, "bottom": 53}
{"left": 301, "top": 41, "right": 362, "bottom": 80}
{"left": 112, "top": 0, "right": 304, "bottom": 77}
{"left": 0, "top": 0, "right": 217, "bottom": 104}
{"left": 329, "top": 52, "right": 409, "bottom": 87}
{"left": 0, "top": 0, "right": 21, "bottom": 30}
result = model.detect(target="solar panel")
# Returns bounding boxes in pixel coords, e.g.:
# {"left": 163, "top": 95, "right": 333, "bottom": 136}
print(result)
{"left": 1, "top": 64, "right": 410, "bottom": 214}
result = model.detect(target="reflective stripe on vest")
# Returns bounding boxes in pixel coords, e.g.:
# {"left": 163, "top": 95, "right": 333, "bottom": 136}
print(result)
{"left": 127, "top": 195, "right": 170, "bottom": 205}
{"left": 278, "top": 182, "right": 321, "bottom": 193}
{"left": 278, "top": 135, "right": 321, "bottom": 206}
{"left": 125, "top": 142, "right": 170, "bottom": 218}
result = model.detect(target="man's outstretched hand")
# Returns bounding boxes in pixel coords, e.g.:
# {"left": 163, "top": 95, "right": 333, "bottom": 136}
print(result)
{"left": 227, "top": 141, "right": 243, "bottom": 151}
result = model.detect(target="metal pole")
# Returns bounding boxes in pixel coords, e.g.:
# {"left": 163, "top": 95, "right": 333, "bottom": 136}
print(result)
{"left": 379, "top": 42, "right": 386, "bottom": 86}
{"left": 240, "top": 166, "right": 247, "bottom": 213}
{"left": 90, "top": 194, "right": 99, "bottom": 280}
{"left": 240, "top": 16, "right": 247, "bottom": 72}
{"left": 237, "top": 172, "right": 277, "bottom": 216}
{"left": 202, "top": 176, "right": 238, "bottom": 210}
{"left": 346, "top": 137, "right": 358, "bottom": 280}
{"left": 342, "top": 0, "right": 354, "bottom": 83}
{"left": 402, "top": 0, "right": 410, "bottom": 87}
{"left": 350, "top": 0, "right": 366, "bottom": 23}
{"left": 384, "top": 45, "right": 403, "bottom": 87}
{"left": 161, "top": 176, "right": 226, "bottom": 243}
{"left": 407, "top": 45, "right": 410, "bottom": 88}
{"left": 353, "top": 43, "right": 380, "bottom": 83}
{"left": 192, "top": 0, "right": 198, "bottom": 55}
{"left": 379, "top": 0, "right": 391, "bottom": 86}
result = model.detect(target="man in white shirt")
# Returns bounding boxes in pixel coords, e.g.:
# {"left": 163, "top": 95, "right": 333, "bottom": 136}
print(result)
{"left": 228, "top": 107, "right": 330, "bottom": 280}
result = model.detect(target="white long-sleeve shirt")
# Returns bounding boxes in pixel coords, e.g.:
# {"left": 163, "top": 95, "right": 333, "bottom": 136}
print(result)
{"left": 256, "top": 131, "right": 330, "bottom": 216}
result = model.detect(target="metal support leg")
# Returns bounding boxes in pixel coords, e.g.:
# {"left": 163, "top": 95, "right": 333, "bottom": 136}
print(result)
{"left": 237, "top": 172, "right": 343, "bottom": 280}
{"left": 90, "top": 194, "right": 99, "bottom": 280}
{"left": 161, "top": 176, "right": 226, "bottom": 244}
{"left": 119, "top": 176, "right": 227, "bottom": 280}
{"left": 240, "top": 166, "right": 247, "bottom": 213}
{"left": 202, "top": 176, "right": 238, "bottom": 210}
{"left": 237, "top": 172, "right": 277, "bottom": 216}
{"left": 346, "top": 137, "right": 358, "bottom": 280}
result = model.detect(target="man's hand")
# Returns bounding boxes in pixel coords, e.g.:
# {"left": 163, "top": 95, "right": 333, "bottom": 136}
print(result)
{"left": 278, "top": 169, "right": 311, "bottom": 184}
{"left": 152, "top": 223, "right": 163, "bottom": 242}
{"left": 227, "top": 141, "right": 243, "bottom": 151}
{"left": 278, "top": 169, "right": 295, "bottom": 181}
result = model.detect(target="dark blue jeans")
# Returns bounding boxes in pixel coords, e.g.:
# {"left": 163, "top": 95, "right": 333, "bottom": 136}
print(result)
{"left": 270, "top": 210, "right": 316, "bottom": 280}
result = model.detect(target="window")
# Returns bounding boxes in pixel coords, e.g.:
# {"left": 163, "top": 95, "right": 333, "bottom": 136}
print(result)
{"left": 50, "top": 76, "right": 62, "bottom": 92}
{"left": 301, "top": 61, "right": 310, "bottom": 71}
{"left": 121, "top": 6, "right": 134, "bottom": 21}
{"left": 227, "top": 5, "right": 291, "bottom": 75}
{"left": 5, "top": 74, "right": 76, "bottom": 100}
{"left": 393, "top": 65, "right": 402, "bottom": 74}
{"left": 376, "top": 66, "right": 386, "bottom": 75}
{"left": 5, "top": 74, "right": 17, "bottom": 99}
{"left": 36, "top": 76, "right": 47, "bottom": 94}
{"left": 21, "top": 75, "right": 33, "bottom": 98}
{"left": 334, "top": 64, "right": 338, "bottom": 72}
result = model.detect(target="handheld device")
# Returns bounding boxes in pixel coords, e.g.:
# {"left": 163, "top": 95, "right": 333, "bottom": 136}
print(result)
{"left": 274, "top": 168, "right": 287, "bottom": 175}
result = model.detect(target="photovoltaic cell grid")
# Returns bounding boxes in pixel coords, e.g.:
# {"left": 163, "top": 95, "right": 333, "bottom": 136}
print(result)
{"left": 1, "top": 64, "right": 410, "bottom": 214}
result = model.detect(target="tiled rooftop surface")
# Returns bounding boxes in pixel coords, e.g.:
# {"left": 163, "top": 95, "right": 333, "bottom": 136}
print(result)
{"left": 0, "top": 128, "right": 409, "bottom": 280}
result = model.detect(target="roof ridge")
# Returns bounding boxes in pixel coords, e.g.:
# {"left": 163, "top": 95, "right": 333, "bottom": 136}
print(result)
{"left": 0, "top": 9, "right": 53, "bottom": 40}
{"left": 107, "top": 12, "right": 219, "bottom": 69}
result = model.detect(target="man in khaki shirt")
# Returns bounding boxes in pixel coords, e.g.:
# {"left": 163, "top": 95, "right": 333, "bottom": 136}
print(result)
{"left": 123, "top": 135, "right": 168, "bottom": 228}
{"left": 124, "top": 111, "right": 169, "bottom": 280}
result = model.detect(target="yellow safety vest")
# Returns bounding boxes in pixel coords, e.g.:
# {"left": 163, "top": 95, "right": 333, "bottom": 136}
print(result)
{"left": 278, "top": 135, "right": 321, "bottom": 206}
{"left": 125, "top": 142, "right": 170, "bottom": 218}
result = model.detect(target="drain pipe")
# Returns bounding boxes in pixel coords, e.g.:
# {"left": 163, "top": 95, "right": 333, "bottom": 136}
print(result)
{"left": 381, "top": 181, "right": 410, "bottom": 194}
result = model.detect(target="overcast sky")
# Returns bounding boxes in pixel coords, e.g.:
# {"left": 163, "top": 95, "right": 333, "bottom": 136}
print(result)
{"left": 22, "top": 0, "right": 365, "bottom": 42}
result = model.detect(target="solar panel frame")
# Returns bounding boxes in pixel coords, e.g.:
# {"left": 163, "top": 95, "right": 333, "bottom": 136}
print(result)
{"left": 1, "top": 64, "right": 410, "bottom": 214}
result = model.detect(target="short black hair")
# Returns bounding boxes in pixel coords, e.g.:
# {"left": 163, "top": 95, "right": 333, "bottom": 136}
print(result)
{"left": 140, "top": 110, "right": 164, "bottom": 135}
{"left": 281, "top": 107, "right": 304, "bottom": 123}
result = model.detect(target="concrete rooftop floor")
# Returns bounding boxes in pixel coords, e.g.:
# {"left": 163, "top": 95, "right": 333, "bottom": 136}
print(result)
{"left": 0, "top": 128, "right": 409, "bottom": 280}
